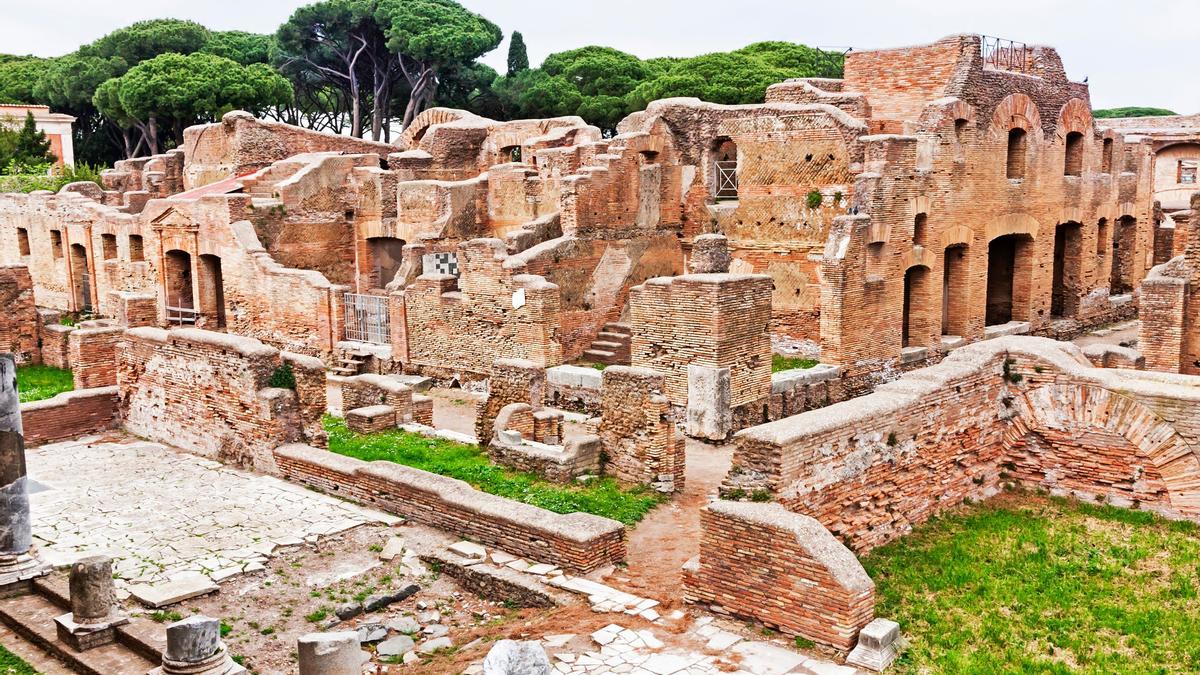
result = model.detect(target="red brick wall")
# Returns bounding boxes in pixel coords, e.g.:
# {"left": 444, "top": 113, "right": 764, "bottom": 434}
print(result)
{"left": 21, "top": 387, "right": 119, "bottom": 446}
{"left": 274, "top": 444, "right": 625, "bottom": 573}
{"left": 40, "top": 324, "right": 74, "bottom": 370}
{"left": 68, "top": 325, "right": 123, "bottom": 389}
{"left": 0, "top": 264, "right": 39, "bottom": 364}
{"left": 684, "top": 501, "right": 876, "bottom": 651}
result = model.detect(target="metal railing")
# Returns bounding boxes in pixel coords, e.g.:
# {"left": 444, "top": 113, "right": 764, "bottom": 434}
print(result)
{"left": 166, "top": 306, "right": 199, "bottom": 326}
{"left": 344, "top": 292, "right": 390, "bottom": 345}
{"left": 79, "top": 272, "right": 92, "bottom": 313}
{"left": 715, "top": 161, "right": 739, "bottom": 200}
{"left": 981, "top": 36, "right": 1030, "bottom": 74}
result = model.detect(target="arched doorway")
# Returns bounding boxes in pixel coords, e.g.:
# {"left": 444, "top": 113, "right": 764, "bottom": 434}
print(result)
{"left": 986, "top": 234, "right": 1034, "bottom": 325}
{"left": 902, "top": 265, "right": 934, "bottom": 347}
{"left": 1051, "top": 222, "right": 1083, "bottom": 318}
{"left": 942, "top": 244, "right": 969, "bottom": 336}
{"left": 164, "top": 249, "right": 195, "bottom": 325}
{"left": 198, "top": 254, "right": 226, "bottom": 329}
{"left": 367, "top": 237, "right": 406, "bottom": 289}
{"left": 1110, "top": 216, "right": 1137, "bottom": 295}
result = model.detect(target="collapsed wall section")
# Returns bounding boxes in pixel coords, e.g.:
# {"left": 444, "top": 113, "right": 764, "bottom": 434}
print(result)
{"left": 0, "top": 265, "right": 39, "bottom": 364}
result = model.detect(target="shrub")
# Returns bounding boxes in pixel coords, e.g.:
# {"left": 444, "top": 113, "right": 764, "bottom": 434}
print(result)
{"left": 268, "top": 363, "right": 296, "bottom": 389}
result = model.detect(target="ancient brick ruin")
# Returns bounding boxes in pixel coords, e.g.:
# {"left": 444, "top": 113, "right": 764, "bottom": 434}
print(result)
{"left": 2, "top": 32, "right": 1200, "bottom": 674}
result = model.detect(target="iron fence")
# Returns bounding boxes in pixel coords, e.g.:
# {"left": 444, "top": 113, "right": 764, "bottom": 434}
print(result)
{"left": 344, "top": 292, "right": 390, "bottom": 345}
{"left": 715, "top": 161, "right": 739, "bottom": 200}
{"left": 981, "top": 36, "right": 1029, "bottom": 74}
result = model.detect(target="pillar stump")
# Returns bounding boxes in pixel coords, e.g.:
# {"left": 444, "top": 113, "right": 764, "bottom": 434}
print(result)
{"left": 55, "top": 555, "right": 130, "bottom": 650}
{"left": 297, "top": 631, "right": 370, "bottom": 675}
{"left": 149, "top": 615, "right": 246, "bottom": 675}
{"left": 0, "top": 353, "right": 48, "bottom": 596}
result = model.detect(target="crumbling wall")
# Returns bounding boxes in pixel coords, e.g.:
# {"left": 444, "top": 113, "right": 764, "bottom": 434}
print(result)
{"left": 598, "top": 366, "right": 685, "bottom": 492}
{"left": 727, "top": 336, "right": 1200, "bottom": 552}
{"left": 0, "top": 265, "right": 39, "bottom": 364}
{"left": 474, "top": 358, "right": 544, "bottom": 441}
{"left": 1139, "top": 195, "right": 1200, "bottom": 374}
{"left": 118, "top": 327, "right": 324, "bottom": 472}
{"left": 684, "top": 501, "right": 876, "bottom": 651}
{"left": 20, "top": 387, "right": 119, "bottom": 447}
{"left": 68, "top": 324, "right": 123, "bottom": 389}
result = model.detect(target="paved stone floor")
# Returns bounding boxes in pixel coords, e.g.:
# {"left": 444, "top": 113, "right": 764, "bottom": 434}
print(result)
{"left": 25, "top": 436, "right": 393, "bottom": 590}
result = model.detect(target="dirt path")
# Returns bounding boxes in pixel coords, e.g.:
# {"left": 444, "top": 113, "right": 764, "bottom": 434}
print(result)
{"left": 617, "top": 438, "right": 734, "bottom": 607}
{"left": 1071, "top": 320, "right": 1139, "bottom": 350}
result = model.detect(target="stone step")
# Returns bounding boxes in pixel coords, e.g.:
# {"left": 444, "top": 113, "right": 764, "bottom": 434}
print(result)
{"left": 602, "top": 323, "right": 632, "bottom": 336}
{"left": 330, "top": 367, "right": 358, "bottom": 376}
{"left": 596, "top": 331, "right": 629, "bottom": 343}
{"left": 339, "top": 357, "right": 365, "bottom": 365}
{"left": 591, "top": 340, "right": 624, "bottom": 351}
{"left": 0, "top": 592, "right": 157, "bottom": 675}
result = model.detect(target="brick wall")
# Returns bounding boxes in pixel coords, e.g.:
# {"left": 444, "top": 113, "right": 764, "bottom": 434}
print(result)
{"left": 629, "top": 274, "right": 772, "bottom": 409}
{"left": 40, "top": 324, "right": 74, "bottom": 370}
{"left": 0, "top": 265, "right": 39, "bottom": 364}
{"left": 68, "top": 324, "right": 123, "bottom": 389}
{"left": 21, "top": 387, "right": 119, "bottom": 446}
{"left": 598, "top": 367, "right": 685, "bottom": 491}
{"left": 683, "top": 501, "right": 876, "bottom": 651}
{"left": 274, "top": 443, "right": 625, "bottom": 572}
{"left": 474, "top": 358, "right": 544, "bottom": 441}
{"left": 1139, "top": 197, "right": 1199, "bottom": 374}
{"left": 119, "top": 327, "right": 324, "bottom": 472}
{"left": 727, "top": 336, "right": 1200, "bottom": 552}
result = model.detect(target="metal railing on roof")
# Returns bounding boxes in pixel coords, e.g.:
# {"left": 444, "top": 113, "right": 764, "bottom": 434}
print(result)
{"left": 981, "top": 36, "right": 1030, "bottom": 74}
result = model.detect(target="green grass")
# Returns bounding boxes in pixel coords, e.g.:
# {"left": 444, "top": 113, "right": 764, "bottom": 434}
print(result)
{"left": 0, "top": 644, "right": 36, "bottom": 675}
{"left": 15, "top": 365, "right": 73, "bottom": 403}
{"left": 325, "top": 416, "right": 663, "bottom": 525}
{"left": 862, "top": 492, "right": 1200, "bottom": 674}
{"left": 771, "top": 354, "right": 818, "bottom": 373}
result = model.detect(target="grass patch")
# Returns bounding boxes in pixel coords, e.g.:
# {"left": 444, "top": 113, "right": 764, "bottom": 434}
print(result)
{"left": 0, "top": 644, "right": 36, "bottom": 675}
{"left": 325, "top": 416, "right": 663, "bottom": 525}
{"left": 771, "top": 354, "right": 818, "bottom": 373}
{"left": 862, "top": 492, "right": 1200, "bottom": 673}
{"left": 15, "top": 364, "right": 73, "bottom": 403}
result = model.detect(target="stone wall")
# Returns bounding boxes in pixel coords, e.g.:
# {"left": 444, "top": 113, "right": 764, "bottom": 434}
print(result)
{"left": 726, "top": 336, "right": 1200, "bottom": 552}
{"left": 1139, "top": 195, "right": 1199, "bottom": 374}
{"left": 21, "top": 387, "right": 119, "bottom": 446}
{"left": 274, "top": 444, "right": 625, "bottom": 572}
{"left": 683, "top": 501, "right": 876, "bottom": 651}
{"left": 119, "top": 327, "right": 325, "bottom": 472}
{"left": 0, "top": 265, "right": 39, "bottom": 364}
{"left": 40, "top": 324, "right": 73, "bottom": 370}
{"left": 474, "top": 358, "right": 544, "bottom": 441}
{"left": 598, "top": 367, "right": 685, "bottom": 492}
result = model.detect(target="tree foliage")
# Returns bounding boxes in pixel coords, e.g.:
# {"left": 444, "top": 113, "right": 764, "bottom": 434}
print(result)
{"left": 506, "top": 31, "right": 528, "bottom": 76}
{"left": 202, "top": 31, "right": 274, "bottom": 65}
{"left": 0, "top": 56, "right": 46, "bottom": 104}
{"left": 1092, "top": 106, "right": 1178, "bottom": 119}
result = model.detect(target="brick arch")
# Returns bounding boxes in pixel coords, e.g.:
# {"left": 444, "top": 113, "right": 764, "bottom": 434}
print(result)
{"left": 986, "top": 213, "right": 1039, "bottom": 242}
{"left": 939, "top": 225, "right": 974, "bottom": 249}
{"left": 397, "top": 108, "right": 474, "bottom": 149}
{"left": 1059, "top": 206, "right": 1084, "bottom": 224}
{"left": 1009, "top": 383, "right": 1200, "bottom": 515}
{"left": 1118, "top": 201, "right": 1138, "bottom": 218}
{"left": 990, "top": 93, "right": 1043, "bottom": 140}
{"left": 899, "top": 246, "right": 936, "bottom": 270}
{"left": 908, "top": 195, "right": 931, "bottom": 218}
{"left": 944, "top": 99, "right": 976, "bottom": 125}
{"left": 1055, "top": 98, "right": 1093, "bottom": 141}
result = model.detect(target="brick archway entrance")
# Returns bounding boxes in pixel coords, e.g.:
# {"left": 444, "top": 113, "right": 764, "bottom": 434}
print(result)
{"left": 1005, "top": 383, "right": 1200, "bottom": 516}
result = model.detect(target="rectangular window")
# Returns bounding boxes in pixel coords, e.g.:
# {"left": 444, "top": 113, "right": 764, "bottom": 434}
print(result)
{"left": 1179, "top": 160, "right": 1197, "bottom": 185}
{"left": 17, "top": 228, "right": 30, "bottom": 257}
{"left": 50, "top": 230, "right": 63, "bottom": 258}
{"left": 128, "top": 234, "right": 145, "bottom": 262}
{"left": 101, "top": 233, "right": 117, "bottom": 259}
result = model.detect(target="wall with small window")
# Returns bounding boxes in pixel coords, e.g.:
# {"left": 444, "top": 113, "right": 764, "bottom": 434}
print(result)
{"left": 1151, "top": 143, "right": 1200, "bottom": 210}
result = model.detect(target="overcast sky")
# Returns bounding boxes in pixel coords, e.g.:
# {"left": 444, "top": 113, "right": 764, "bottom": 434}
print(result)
{"left": 1, "top": 0, "right": 1193, "bottom": 113}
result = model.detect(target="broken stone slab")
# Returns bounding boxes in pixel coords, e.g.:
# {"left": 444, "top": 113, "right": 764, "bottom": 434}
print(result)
{"left": 363, "top": 584, "right": 420, "bottom": 612}
{"left": 387, "top": 616, "right": 420, "bottom": 634}
{"left": 298, "top": 631, "right": 369, "bottom": 675}
{"left": 422, "top": 623, "right": 449, "bottom": 638}
{"left": 378, "top": 537, "right": 405, "bottom": 561}
{"left": 483, "top": 639, "right": 552, "bottom": 675}
{"left": 129, "top": 575, "right": 219, "bottom": 608}
{"left": 446, "top": 538, "right": 487, "bottom": 559}
{"left": 415, "top": 610, "right": 441, "bottom": 624}
{"left": 377, "top": 634, "right": 415, "bottom": 658}
{"left": 686, "top": 364, "right": 732, "bottom": 441}
{"left": 357, "top": 622, "right": 388, "bottom": 643}
{"left": 417, "top": 636, "right": 453, "bottom": 654}
{"left": 846, "top": 618, "right": 901, "bottom": 672}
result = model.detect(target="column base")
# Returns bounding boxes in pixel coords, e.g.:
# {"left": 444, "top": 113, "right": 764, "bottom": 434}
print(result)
{"left": 148, "top": 644, "right": 248, "bottom": 675}
{"left": 0, "top": 553, "right": 50, "bottom": 596}
{"left": 54, "top": 612, "right": 131, "bottom": 651}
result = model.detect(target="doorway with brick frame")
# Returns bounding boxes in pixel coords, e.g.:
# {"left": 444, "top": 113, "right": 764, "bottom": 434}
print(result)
{"left": 942, "top": 244, "right": 970, "bottom": 337}
{"left": 986, "top": 233, "right": 1034, "bottom": 326}
{"left": 1051, "top": 222, "right": 1083, "bottom": 318}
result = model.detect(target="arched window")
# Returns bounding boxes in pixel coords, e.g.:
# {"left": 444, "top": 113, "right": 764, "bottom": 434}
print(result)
{"left": 1063, "top": 131, "right": 1083, "bottom": 176}
{"left": 1006, "top": 128, "right": 1027, "bottom": 179}
{"left": 954, "top": 118, "right": 969, "bottom": 144}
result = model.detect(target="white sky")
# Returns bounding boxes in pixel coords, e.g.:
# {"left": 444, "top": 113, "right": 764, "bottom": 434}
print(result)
{"left": 0, "top": 0, "right": 1193, "bottom": 113}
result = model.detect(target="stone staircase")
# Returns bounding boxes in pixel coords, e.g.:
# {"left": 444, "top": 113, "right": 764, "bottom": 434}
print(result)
{"left": 239, "top": 163, "right": 303, "bottom": 199}
{"left": 331, "top": 349, "right": 370, "bottom": 376}
{"left": 0, "top": 577, "right": 160, "bottom": 675}
{"left": 582, "top": 323, "right": 632, "bottom": 366}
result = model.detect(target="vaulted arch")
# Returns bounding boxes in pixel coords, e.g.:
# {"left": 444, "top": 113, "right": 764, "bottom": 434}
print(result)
{"left": 1006, "top": 383, "right": 1200, "bottom": 515}
{"left": 990, "top": 93, "right": 1043, "bottom": 140}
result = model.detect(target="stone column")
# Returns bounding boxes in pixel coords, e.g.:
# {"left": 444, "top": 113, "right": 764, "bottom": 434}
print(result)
{"left": 150, "top": 615, "right": 246, "bottom": 675}
{"left": 0, "top": 353, "right": 47, "bottom": 594}
{"left": 297, "top": 632, "right": 370, "bottom": 675}
{"left": 54, "top": 555, "right": 129, "bottom": 651}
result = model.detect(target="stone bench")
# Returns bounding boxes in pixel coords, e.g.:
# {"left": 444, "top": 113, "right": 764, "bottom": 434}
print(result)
{"left": 345, "top": 405, "right": 397, "bottom": 434}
